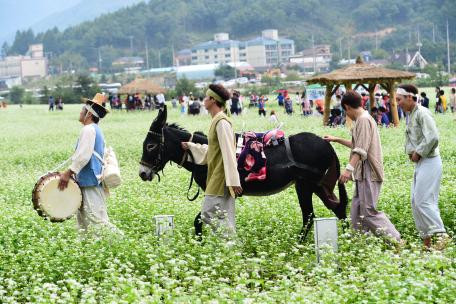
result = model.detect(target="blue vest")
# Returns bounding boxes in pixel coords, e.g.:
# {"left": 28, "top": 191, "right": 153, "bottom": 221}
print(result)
{"left": 76, "top": 124, "right": 105, "bottom": 187}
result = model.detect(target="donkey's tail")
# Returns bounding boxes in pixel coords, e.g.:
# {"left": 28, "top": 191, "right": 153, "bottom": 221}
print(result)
{"left": 334, "top": 152, "right": 348, "bottom": 219}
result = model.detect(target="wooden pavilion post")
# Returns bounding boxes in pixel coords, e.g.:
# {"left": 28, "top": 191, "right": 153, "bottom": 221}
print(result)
{"left": 368, "top": 82, "right": 376, "bottom": 112}
{"left": 344, "top": 82, "right": 353, "bottom": 128}
{"left": 387, "top": 81, "right": 400, "bottom": 127}
{"left": 323, "top": 83, "right": 334, "bottom": 126}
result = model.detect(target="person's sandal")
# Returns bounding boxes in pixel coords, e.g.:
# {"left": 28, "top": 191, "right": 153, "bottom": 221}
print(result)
{"left": 432, "top": 234, "right": 452, "bottom": 251}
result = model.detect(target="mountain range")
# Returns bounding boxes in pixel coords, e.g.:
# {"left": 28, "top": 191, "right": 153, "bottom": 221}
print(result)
{"left": 3, "top": 0, "right": 455, "bottom": 71}
{"left": 0, "top": 0, "right": 143, "bottom": 44}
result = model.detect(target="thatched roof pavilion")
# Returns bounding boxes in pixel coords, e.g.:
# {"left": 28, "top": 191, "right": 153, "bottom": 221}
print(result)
{"left": 307, "top": 57, "right": 415, "bottom": 126}
{"left": 119, "top": 78, "right": 166, "bottom": 95}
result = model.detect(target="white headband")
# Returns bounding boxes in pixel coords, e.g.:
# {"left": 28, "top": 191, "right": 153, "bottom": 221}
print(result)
{"left": 85, "top": 104, "right": 99, "bottom": 118}
{"left": 396, "top": 88, "right": 418, "bottom": 98}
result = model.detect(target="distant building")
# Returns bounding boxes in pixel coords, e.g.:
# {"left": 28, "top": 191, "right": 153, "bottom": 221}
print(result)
{"left": 190, "top": 33, "right": 241, "bottom": 66}
{"left": 140, "top": 62, "right": 254, "bottom": 80}
{"left": 0, "top": 56, "right": 22, "bottom": 78}
{"left": 289, "top": 44, "right": 332, "bottom": 73}
{"left": 391, "top": 50, "right": 427, "bottom": 69}
{"left": 112, "top": 56, "right": 144, "bottom": 72}
{"left": 244, "top": 30, "right": 295, "bottom": 70}
{"left": 188, "top": 30, "right": 295, "bottom": 71}
{"left": 21, "top": 44, "right": 47, "bottom": 78}
{"left": 0, "top": 76, "right": 22, "bottom": 89}
{"left": 0, "top": 44, "right": 47, "bottom": 80}
{"left": 175, "top": 49, "right": 192, "bottom": 66}
{"left": 408, "top": 51, "right": 428, "bottom": 69}
{"left": 338, "top": 58, "right": 357, "bottom": 66}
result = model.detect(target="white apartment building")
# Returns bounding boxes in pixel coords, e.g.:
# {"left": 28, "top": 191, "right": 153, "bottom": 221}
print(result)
{"left": 190, "top": 30, "right": 295, "bottom": 70}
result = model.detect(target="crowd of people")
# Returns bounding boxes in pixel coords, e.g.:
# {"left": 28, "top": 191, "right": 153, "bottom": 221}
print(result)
{"left": 48, "top": 95, "right": 64, "bottom": 111}
{"left": 46, "top": 85, "right": 456, "bottom": 125}
{"left": 106, "top": 92, "right": 166, "bottom": 111}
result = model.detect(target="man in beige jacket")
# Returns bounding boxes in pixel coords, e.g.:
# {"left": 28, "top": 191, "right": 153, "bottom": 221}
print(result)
{"left": 324, "top": 91, "right": 401, "bottom": 242}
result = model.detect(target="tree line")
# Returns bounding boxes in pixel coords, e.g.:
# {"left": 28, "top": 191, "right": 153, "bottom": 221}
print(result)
{"left": 1, "top": 0, "right": 455, "bottom": 73}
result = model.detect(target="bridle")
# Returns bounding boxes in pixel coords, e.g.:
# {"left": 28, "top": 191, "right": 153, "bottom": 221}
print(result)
{"left": 140, "top": 126, "right": 200, "bottom": 201}
{"left": 139, "top": 125, "right": 166, "bottom": 172}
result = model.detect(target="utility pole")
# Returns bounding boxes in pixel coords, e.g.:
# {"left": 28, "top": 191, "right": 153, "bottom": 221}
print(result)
{"left": 375, "top": 28, "right": 378, "bottom": 50}
{"left": 145, "top": 41, "right": 150, "bottom": 76}
{"left": 405, "top": 46, "right": 409, "bottom": 71}
{"left": 347, "top": 35, "right": 351, "bottom": 63}
{"left": 447, "top": 19, "right": 451, "bottom": 75}
{"left": 432, "top": 23, "right": 436, "bottom": 43}
{"left": 97, "top": 48, "right": 102, "bottom": 73}
{"left": 416, "top": 25, "right": 423, "bottom": 70}
{"left": 312, "top": 34, "right": 316, "bottom": 74}
{"left": 129, "top": 36, "right": 134, "bottom": 54}
{"left": 276, "top": 40, "right": 280, "bottom": 67}
{"left": 234, "top": 47, "right": 237, "bottom": 79}
{"left": 158, "top": 49, "right": 161, "bottom": 68}
{"left": 339, "top": 37, "right": 343, "bottom": 58}
{"left": 417, "top": 25, "right": 421, "bottom": 50}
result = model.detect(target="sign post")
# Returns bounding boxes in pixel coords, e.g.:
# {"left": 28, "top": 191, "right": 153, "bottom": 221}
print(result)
{"left": 153, "top": 215, "right": 174, "bottom": 237}
{"left": 314, "top": 217, "right": 338, "bottom": 262}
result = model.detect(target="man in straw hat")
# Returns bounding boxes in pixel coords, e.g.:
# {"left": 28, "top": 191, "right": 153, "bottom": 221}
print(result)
{"left": 58, "top": 93, "right": 119, "bottom": 233}
{"left": 181, "top": 84, "right": 242, "bottom": 238}
{"left": 396, "top": 84, "right": 450, "bottom": 250}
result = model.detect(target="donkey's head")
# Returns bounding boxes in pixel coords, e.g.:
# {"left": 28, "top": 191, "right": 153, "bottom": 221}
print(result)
{"left": 139, "top": 106, "right": 168, "bottom": 181}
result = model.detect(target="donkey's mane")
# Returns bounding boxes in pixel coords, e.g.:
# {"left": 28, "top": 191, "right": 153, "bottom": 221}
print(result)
{"left": 167, "top": 123, "right": 188, "bottom": 132}
{"left": 167, "top": 123, "right": 207, "bottom": 138}
{"left": 194, "top": 131, "right": 207, "bottom": 137}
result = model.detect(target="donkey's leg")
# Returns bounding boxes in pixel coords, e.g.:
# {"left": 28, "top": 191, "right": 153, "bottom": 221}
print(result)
{"left": 194, "top": 212, "right": 203, "bottom": 240}
{"left": 295, "top": 181, "right": 314, "bottom": 242}
{"left": 314, "top": 184, "right": 348, "bottom": 220}
{"left": 314, "top": 185, "right": 339, "bottom": 212}
{"left": 315, "top": 184, "right": 349, "bottom": 232}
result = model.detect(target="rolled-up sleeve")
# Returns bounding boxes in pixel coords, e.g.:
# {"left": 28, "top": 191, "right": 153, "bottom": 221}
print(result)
{"left": 415, "top": 111, "right": 439, "bottom": 157}
{"left": 216, "top": 120, "right": 241, "bottom": 187}
{"left": 69, "top": 125, "right": 95, "bottom": 174}
{"left": 187, "top": 143, "right": 208, "bottom": 165}
{"left": 351, "top": 118, "right": 371, "bottom": 161}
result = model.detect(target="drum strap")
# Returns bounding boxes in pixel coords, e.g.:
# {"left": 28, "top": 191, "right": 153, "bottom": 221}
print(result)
{"left": 40, "top": 157, "right": 72, "bottom": 178}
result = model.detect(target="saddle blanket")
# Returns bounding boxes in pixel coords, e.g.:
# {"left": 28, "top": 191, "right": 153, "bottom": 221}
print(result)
{"left": 236, "top": 130, "right": 285, "bottom": 182}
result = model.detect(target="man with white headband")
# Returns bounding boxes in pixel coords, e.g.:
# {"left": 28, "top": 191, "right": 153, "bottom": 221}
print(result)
{"left": 181, "top": 84, "right": 242, "bottom": 239}
{"left": 58, "top": 93, "right": 119, "bottom": 233}
{"left": 396, "top": 84, "right": 449, "bottom": 250}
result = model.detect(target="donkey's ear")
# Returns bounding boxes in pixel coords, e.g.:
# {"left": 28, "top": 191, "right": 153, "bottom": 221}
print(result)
{"left": 158, "top": 105, "right": 167, "bottom": 126}
{"left": 161, "top": 105, "right": 167, "bottom": 123}
{"left": 150, "top": 105, "right": 168, "bottom": 130}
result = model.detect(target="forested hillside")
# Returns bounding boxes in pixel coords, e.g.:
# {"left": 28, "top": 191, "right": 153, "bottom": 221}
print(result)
{"left": 3, "top": 0, "right": 455, "bottom": 71}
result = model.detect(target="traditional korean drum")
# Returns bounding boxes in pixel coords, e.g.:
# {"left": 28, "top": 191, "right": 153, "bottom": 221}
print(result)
{"left": 32, "top": 172, "right": 82, "bottom": 222}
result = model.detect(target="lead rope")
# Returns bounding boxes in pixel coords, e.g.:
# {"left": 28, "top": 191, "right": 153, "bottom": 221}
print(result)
{"left": 180, "top": 133, "right": 200, "bottom": 201}
{"left": 178, "top": 133, "right": 194, "bottom": 168}
{"left": 186, "top": 150, "right": 201, "bottom": 201}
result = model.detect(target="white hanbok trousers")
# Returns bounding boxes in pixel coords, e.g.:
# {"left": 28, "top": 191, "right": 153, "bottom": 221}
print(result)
{"left": 411, "top": 155, "right": 446, "bottom": 239}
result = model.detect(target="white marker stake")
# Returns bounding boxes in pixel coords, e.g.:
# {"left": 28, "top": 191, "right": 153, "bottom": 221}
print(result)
{"left": 154, "top": 215, "right": 174, "bottom": 237}
{"left": 314, "top": 217, "right": 338, "bottom": 262}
